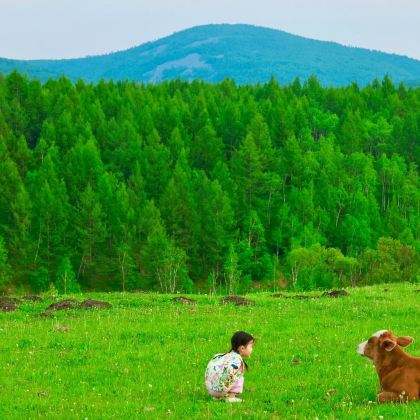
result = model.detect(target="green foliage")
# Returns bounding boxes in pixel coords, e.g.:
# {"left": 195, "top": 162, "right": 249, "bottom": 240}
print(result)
{"left": 359, "top": 237, "right": 419, "bottom": 285}
{"left": 55, "top": 256, "right": 80, "bottom": 294}
{"left": 287, "top": 244, "right": 360, "bottom": 290}
{"left": 0, "top": 72, "right": 418, "bottom": 292}
{"left": 141, "top": 225, "right": 189, "bottom": 293}
{"left": 0, "top": 236, "right": 11, "bottom": 290}
{"left": 224, "top": 242, "right": 241, "bottom": 294}
{"left": 29, "top": 267, "right": 49, "bottom": 293}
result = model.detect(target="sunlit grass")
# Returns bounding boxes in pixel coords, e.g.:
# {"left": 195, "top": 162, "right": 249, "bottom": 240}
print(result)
{"left": 0, "top": 283, "right": 419, "bottom": 419}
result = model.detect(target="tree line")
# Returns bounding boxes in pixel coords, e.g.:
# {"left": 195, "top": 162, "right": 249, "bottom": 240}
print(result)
{"left": 0, "top": 71, "right": 418, "bottom": 293}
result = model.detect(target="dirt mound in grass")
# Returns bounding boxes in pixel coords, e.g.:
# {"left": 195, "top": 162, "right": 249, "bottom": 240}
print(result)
{"left": 272, "top": 293, "right": 288, "bottom": 298}
{"left": 78, "top": 299, "right": 112, "bottom": 309}
{"left": 0, "top": 300, "right": 18, "bottom": 312}
{"left": 221, "top": 296, "right": 254, "bottom": 306}
{"left": 276, "top": 289, "right": 350, "bottom": 300}
{"left": 293, "top": 294, "right": 319, "bottom": 300}
{"left": 0, "top": 296, "right": 21, "bottom": 304}
{"left": 272, "top": 290, "right": 349, "bottom": 299}
{"left": 322, "top": 290, "right": 349, "bottom": 298}
{"left": 46, "top": 299, "right": 79, "bottom": 311}
{"left": 171, "top": 296, "right": 196, "bottom": 304}
{"left": 38, "top": 311, "right": 55, "bottom": 318}
{"left": 130, "top": 290, "right": 146, "bottom": 294}
{"left": 272, "top": 293, "right": 319, "bottom": 300}
{"left": 0, "top": 296, "right": 20, "bottom": 312}
{"left": 22, "top": 295, "right": 44, "bottom": 302}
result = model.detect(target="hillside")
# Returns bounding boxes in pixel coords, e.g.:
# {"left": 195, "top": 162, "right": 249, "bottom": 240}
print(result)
{"left": 1, "top": 24, "right": 420, "bottom": 85}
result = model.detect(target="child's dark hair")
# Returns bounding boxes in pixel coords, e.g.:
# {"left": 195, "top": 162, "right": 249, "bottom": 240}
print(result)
{"left": 230, "top": 331, "right": 255, "bottom": 370}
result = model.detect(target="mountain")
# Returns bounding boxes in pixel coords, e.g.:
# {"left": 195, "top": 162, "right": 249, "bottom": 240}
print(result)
{"left": 1, "top": 24, "right": 420, "bottom": 86}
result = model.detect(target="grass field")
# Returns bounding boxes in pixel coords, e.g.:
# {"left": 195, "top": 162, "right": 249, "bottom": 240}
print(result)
{"left": 0, "top": 283, "right": 419, "bottom": 419}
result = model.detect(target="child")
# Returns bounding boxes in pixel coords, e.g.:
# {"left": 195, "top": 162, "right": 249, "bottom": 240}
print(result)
{"left": 205, "top": 331, "right": 255, "bottom": 403}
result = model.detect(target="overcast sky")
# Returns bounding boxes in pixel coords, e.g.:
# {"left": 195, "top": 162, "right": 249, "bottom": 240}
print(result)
{"left": 1, "top": 0, "right": 419, "bottom": 60}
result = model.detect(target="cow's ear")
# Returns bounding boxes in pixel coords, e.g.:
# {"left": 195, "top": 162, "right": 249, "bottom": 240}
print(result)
{"left": 397, "top": 336, "right": 413, "bottom": 348}
{"left": 382, "top": 338, "right": 397, "bottom": 351}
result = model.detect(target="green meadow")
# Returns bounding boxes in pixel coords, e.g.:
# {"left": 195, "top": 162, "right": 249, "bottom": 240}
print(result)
{"left": 1, "top": 282, "right": 419, "bottom": 419}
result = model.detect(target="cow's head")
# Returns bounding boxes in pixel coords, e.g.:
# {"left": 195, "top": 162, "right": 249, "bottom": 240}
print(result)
{"left": 357, "top": 330, "right": 414, "bottom": 363}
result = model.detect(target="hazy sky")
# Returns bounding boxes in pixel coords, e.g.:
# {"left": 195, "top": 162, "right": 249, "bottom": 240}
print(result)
{"left": 1, "top": 0, "right": 419, "bottom": 60}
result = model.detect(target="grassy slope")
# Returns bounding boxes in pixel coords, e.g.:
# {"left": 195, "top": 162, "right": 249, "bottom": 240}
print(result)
{"left": 0, "top": 283, "right": 419, "bottom": 419}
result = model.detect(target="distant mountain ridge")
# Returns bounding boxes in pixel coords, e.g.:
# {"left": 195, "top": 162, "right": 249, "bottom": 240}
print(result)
{"left": 1, "top": 24, "right": 419, "bottom": 86}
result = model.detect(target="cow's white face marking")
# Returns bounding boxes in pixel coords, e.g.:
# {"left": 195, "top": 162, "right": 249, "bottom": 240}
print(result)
{"left": 357, "top": 340, "right": 368, "bottom": 355}
{"left": 372, "top": 330, "right": 388, "bottom": 338}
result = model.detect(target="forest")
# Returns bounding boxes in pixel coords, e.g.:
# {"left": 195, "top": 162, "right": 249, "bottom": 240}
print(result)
{"left": 0, "top": 71, "right": 418, "bottom": 293}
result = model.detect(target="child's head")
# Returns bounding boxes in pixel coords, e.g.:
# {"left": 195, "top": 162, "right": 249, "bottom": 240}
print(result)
{"left": 231, "top": 331, "right": 255, "bottom": 358}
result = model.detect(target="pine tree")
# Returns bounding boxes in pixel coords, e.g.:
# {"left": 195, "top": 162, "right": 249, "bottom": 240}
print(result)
{"left": 194, "top": 171, "right": 235, "bottom": 280}
{"left": 0, "top": 236, "right": 11, "bottom": 290}
{"left": 27, "top": 152, "right": 70, "bottom": 279}
{"left": 160, "top": 150, "right": 199, "bottom": 275}
{"left": 55, "top": 256, "right": 80, "bottom": 294}
{"left": 224, "top": 242, "right": 241, "bottom": 295}
{"left": 142, "top": 225, "right": 188, "bottom": 293}
{"left": 74, "top": 183, "right": 106, "bottom": 283}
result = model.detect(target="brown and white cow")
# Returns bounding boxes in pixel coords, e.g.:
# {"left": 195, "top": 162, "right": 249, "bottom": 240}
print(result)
{"left": 357, "top": 330, "right": 420, "bottom": 403}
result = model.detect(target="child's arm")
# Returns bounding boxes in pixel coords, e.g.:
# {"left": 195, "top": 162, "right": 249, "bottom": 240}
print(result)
{"left": 220, "top": 361, "right": 242, "bottom": 392}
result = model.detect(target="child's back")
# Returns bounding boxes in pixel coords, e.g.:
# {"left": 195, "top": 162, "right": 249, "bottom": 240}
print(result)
{"left": 205, "top": 351, "right": 244, "bottom": 394}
